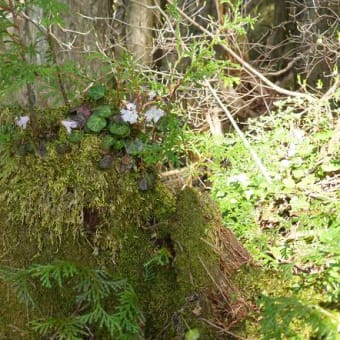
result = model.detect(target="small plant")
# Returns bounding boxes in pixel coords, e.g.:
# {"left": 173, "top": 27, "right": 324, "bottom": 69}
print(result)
{"left": 73, "top": 84, "right": 184, "bottom": 167}
{"left": 143, "top": 247, "right": 173, "bottom": 281}
{"left": 7, "top": 80, "right": 185, "bottom": 170}
{"left": 0, "top": 260, "right": 144, "bottom": 339}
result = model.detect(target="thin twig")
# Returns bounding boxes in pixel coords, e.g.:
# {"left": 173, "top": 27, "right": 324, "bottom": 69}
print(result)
{"left": 199, "top": 317, "right": 248, "bottom": 339}
{"left": 264, "top": 55, "right": 303, "bottom": 77}
{"left": 198, "top": 256, "right": 232, "bottom": 309}
{"left": 205, "top": 80, "right": 272, "bottom": 183}
{"left": 166, "top": 0, "right": 314, "bottom": 101}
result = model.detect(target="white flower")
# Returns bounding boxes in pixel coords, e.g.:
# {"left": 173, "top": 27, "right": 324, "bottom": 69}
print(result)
{"left": 121, "top": 108, "right": 138, "bottom": 124}
{"left": 16, "top": 116, "right": 30, "bottom": 129}
{"left": 120, "top": 102, "right": 138, "bottom": 124}
{"left": 149, "top": 91, "right": 156, "bottom": 100}
{"left": 126, "top": 102, "right": 137, "bottom": 111}
{"left": 245, "top": 190, "right": 253, "bottom": 200}
{"left": 287, "top": 143, "right": 297, "bottom": 157}
{"left": 61, "top": 120, "right": 78, "bottom": 134}
{"left": 290, "top": 128, "right": 304, "bottom": 142}
{"left": 287, "top": 128, "right": 304, "bottom": 157}
{"left": 145, "top": 106, "right": 165, "bottom": 123}
{"left": 280, "top": 159, "right": 291, "bottom": 168}
{"left": 228, "top": 173, "right": 249, "bottom": 186}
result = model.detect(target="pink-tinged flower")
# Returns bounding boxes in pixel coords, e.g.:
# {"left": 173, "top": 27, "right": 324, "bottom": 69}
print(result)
{"left": 61, "top": 120, "right": 78, "bottom": 134}
{"left": 121, "top": 103, "right": 138, "bottom": 124}
{"left": 145, "top": 106, "right": 165, "bottom": 123}
{"left": 16, "top": 116, "right": 30, "bottom": 129}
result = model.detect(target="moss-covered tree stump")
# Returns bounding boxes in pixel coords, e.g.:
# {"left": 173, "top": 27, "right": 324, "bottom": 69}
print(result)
{"left": 0, "top": 135, "right": 251, "bottom": 339}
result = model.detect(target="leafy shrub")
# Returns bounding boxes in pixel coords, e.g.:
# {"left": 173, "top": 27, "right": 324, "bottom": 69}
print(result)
{"left": 189, "top": 95, "right": 340, "bottom": 337}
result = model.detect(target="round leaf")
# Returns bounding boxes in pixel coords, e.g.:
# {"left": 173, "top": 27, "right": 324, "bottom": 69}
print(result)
{"left": 185, "top": 328, "right": 200, "bottom": 340}
{"left": 88, "top": 85, "right": 105, "bottom": 100}
{"left": 86, "top": 114, "right": 107, "bottom": 132}
{"left": 108, "top": 122, "right": 130, "bottom": 137}
{"left": 100, "top": 135, "right": 115, "bottom": 150}
{"left": 113, "top": 139, "right": 125, "bottom": 150}
{"left": 95, "top": 105, "right": 112, "bottom": 118}
{"left": 18, "top": 143, "right": 34, "bottom": 156}
{"left": 125, "top": 139, "right": 144, "bottom": 155}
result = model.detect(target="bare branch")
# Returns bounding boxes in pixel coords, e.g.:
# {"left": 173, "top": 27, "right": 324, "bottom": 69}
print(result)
{"left": 205, "top": 80, "right": 272, "bottom": 183}
{"left": 167, "top": 0, "right": 315, "bottom": 101}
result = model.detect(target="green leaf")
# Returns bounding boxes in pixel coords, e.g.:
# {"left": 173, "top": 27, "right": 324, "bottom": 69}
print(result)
{"left": 125, "top": 139, "right": 144, "bottom": 155}
{"left": 290, "top": 196, "right": 310, "bottom": 213}
{"left": 18, "top": 143, "right": 34, "bottom": 156}
{"left": 100, "top": 135, "right": 115, "bottom": 151}
{"left": 321, "top": 161, "right": 340, "bottom": 173}
{"left": 95, "top": 105, "right": 112, "bottom": 118}
{"left": 88, "top": 85, "right": 105, "bottom": 100}
{"left": 108, "top": 123, "right": 130, "bottom": 137}
{"left": 292, "top": 169, "right": 305, "bottom": 179}
{"left": 283, "top": 177, "right": 296, "bottom": 189}
{"left": 297, "top": 143, "right": 314, "bottom": 157}
{"left": 86, "top": 114, "right": 107, "bottom": 132}
{"left": 113, "top": 140, "right": 125, "bottom": 150}
{"left": 185, "top": 328, "right": 200, "bottom": 340}
{"left": 68, "top": 131, "right": 83, "bottom": 143}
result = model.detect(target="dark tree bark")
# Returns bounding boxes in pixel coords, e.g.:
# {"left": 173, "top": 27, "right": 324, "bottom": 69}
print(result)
{"left": 267, "top": 0, "right": 290, "bottom": 61}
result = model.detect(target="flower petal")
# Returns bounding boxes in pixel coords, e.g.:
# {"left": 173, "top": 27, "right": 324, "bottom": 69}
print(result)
{"left": 16, "top": 116, "right": 30, "bottom": 129}
{"left": 126, "top": 102, "right": 137, "bottom": 111}
{"left": 145, "top": 106, "right": 165, "bottom": 123}
{"left": 120, "top": 109, "right": 138, "bottom": 124}
{"left": 61, "top": 120, "right": 78, "bottom": 134}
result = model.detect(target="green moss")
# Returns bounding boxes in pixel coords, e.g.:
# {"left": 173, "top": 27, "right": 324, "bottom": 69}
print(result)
{"left": 0, "top": 222, "right": 99, "bottom": 337}
{"left": 114, "top": 188, "right": 220, "bottom": 338}
{"left": 1, "top": 132, "right": 158, "bottom": 250}
{"left": 170, "top": 188, "right": 218, "bottom": 309}
{"left": 0, "top": 131, "right": 231, "bottom": 338}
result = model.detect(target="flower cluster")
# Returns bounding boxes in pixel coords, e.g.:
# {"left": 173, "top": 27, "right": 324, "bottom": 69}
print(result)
{"left": 120, "top": 102, "right": 165, "bottom": 125}
{"left": 58, "top": 99, "right": 166, "bottom": 135}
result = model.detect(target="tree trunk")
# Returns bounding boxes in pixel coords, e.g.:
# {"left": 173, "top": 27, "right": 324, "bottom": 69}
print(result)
{"left": 126, "top": 0, "right": 155, "bottom": 64}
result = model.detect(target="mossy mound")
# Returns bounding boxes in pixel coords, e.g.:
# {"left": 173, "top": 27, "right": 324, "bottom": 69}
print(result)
{"left": 0, "top": 133, "right": 250, "bottom": 338}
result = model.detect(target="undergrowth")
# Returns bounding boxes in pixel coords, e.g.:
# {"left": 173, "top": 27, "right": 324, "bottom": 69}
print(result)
{"left": 189, "top": 98, "right": 340, "bottom": 338}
